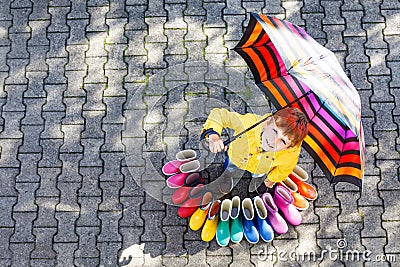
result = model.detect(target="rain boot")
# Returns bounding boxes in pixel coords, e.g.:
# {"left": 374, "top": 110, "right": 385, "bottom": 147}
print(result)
{"left": 176, "top": 149, "right": 197, "bottom": 162}
{"left": 279, "top": 177, "right": 309, "bottom": 210}
{"left": 189, "top": 191, "right": 213, "bottom": 231}
{"left": 230, "top": 196, "right": 243, "bottom": 243}
{"left": 201, "top": 200, "right": 221, "bottom": 242}
{"left": 241, "top": 198, "right": 259, "bottom": 244}
{"left": 216, "top": 199, "right": 231, "bottom": 246}
{"left": 274, "top": 185, "right": 302, "bottom": 226}
{"left": 261, "top": 192, "right": 288, "bottom": 234}
{"left": 289, "top": 172, "right": 317, "bottom": 200}
{"left": 253, "top": 196, "right": 274, "bottom": 242}
{"left": 178, "top": 184, "right": 205, "bottom": 218}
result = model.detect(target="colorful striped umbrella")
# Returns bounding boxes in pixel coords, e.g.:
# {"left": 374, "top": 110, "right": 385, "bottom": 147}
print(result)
{"left": 234, "top": 13, "right": 365, "bottom": 188}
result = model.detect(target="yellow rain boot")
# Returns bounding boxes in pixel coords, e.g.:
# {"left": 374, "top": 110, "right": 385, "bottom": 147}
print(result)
{"left": 201, "top": 200, "right": 221, "bottom": 242}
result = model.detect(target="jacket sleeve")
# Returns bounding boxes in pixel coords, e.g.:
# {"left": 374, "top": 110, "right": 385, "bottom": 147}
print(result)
{"left": 266, "top": 148, "right": 300, "bottom": 183}
{"left": 201, "top": 108, "right": 245, "bottom": 136}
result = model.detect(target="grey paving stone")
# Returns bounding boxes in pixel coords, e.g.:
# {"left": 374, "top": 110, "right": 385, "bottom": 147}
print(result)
{"left": 10, "top": 212, "right": 36, "bottom": 242}
{"left": 141, "top": 210, "right": 166, "bottom": 242}
{"left": 163, "top": 225, "right": 187, "bottom": 256}
{"left": 30, "top": 0, "right": 50, "bottom": 19}
{"left": 60, "top": 125, "right": 84, "bottom": 153}
{"left": 68, "top": 0, "right": 89, "bottom": 19}
{"left": 185, "top": 240, "right": 208, "bottom": 266}
{"left": 9, "top": 243, "right": 34, "bottom": 267}
{"left": 56, "top": 182, "right": 80, "bottom": 212}
{"left": 103, "top": 97, "right": 125, "bottom": 122}
{"left": 36, "top": 167, "right": 61, "bottom": 197}
{"left": 54, "top": 211, "right": 79, "bottom": 242}
{"left": 0, "top": 227, "right": 13, "bottom": 259}
{"left": 324, "top": 25, "right": 346, "bottom": 51}
{"left": 362, "top": 0, "right": 385, "bottom": 23}
{"left": 3, "top": 85, "right": 26, "bottom": 112}
{"left": 10, "top": 8, "right": 31, "bottom": 33}
{"left": 53, "top": 243, "right": 78, "bottom": 267}
{"left": 0, "top": 0, "right": 12, "bottom": 20}
{"left": 76, "top": 196, "right": 101, "bottom": 227}
{"left": 382, "top": 9, "right": 400, "bottom": 35}
{"left": 108, "top": 0, "right": 128, "bottom": 18}
{"left": 27, "top": 47, "right": 49, "bottom": 73}
{"left": 343, "top": 11, "right": 366, "bottom": 37}
{"left": 8, "top": 33, "right": 30, "bottom": 59}
{"left": 241, "top": 2, "right": 265, "bottom": 18}
{"left": 184, "top": 16, "right": 207, "bottom": 41}
{"left": 184, "top": 0, "right": 206, "bottom": 16}
{"left": 31, "top": 227, "right": 57, "bottom": 259}
{"left": 13, "top": 182, "right": 39, "bottom": 212}
{"left": 65, "top": 45, "right": 88, "bottom": 71}
{"left": 62, "top": 97, "right": 85, "bottom": 124}
{"left": 335, "top": 192, "right": 363, "bottom": 223}
{"left": 387, "top": 61, "right": 400, "bottom": 88}
{"left": 119, "top": 196, "right": 144, "bottom": 227}
{"left": 357, "top": 176, "right": 383, "bottom": 206}
{"left": 34, "top": 197, "right": 58, "bottom": 228}
{"left": 75, "top": 226, "right": 101, "bottom": 257}
{"left": 80, "top": 139, "right": 104, "bottom": 167}
{"left": 366, "top": 49, "right": 391, "bottom": 75}
{"left": 315, "top": 207, "right": 341, "bottom": 239}
{"left": 83, "top": 85, "right": 106, "bottom": 111}
{"left": 379, "top": 190, "right": 400, "bottom": 221}
{"left": 46, "top": 32, "right": 68, "bottom": 58}
{"left": 78, "top": 167, "right": 103, "bottom": 196}
{"left": 97, "top": 211, "right": 123, "bottom": 242}
{"left": 84, "top": 57, "right": 108, "bottom": 83}
{"left": 106, "top": 19, "right": 128, "bottom": 44}
{"left": 105, "top": 46, "right": 127, "bottom": 71}
{"left": 104, "top": 70, "right": 128, "bottom": 96}
{"left": 98, "top": 242, "right": 122, "bottom": 267}
{"left": 98, "top": 181, "right": 123, "bottom": 210}
{"left": 5, "top": 59, "right": 29, "bottom": 84}
{"left": 48, "top": 7, "right": 69, "bottom": 32}
{"left": 163, "top": 255, "right": 188, "bottom": 266}
{"left": 0, "top": 139, "right": 22, "bottom": 167}
{"left": 359, "top": 206, "right": 386, "bottom": 238}
{"left": 375, "top": 131, "right": 400, "bottom": 160}
{"left": 87, "top": 6, "right": 108, "bottom": 33}
{"left": 362, "top": 237, "right": 390, "bottom": 267}
{"left": 204, "top": 3, "right": 226, "bottom": 28}
{"left": 164, "top": 3, "right": 186, "bottom": 29}
{"left": 382, "top": 221, "right": 400, "bottom": 255}
{"left": 125, "top": 5, "right": 147, "bottom": 31}
{"left": 364, "top": 23, "right": 388, "bottom": 49}
{"left": 38, "top": 139, "right": 63, "bottom": 167}
{"left": 44, "top": 58, "right": 68, "bottom": 84}
{"left": 100, "top": 153, "right": 124, "bottom": 180}
{"left": 344, "top": 37, "right": 368, "bottom": 63}
{"left": 28, "top": 20, "right": 50, "bottom": 47}
{"left": 101, "top": 124, "right": 124, "bottom": 152}
{"left": 0, "top": 197, "right": 16, "bottom": 227}
{"left": 66, "top": 19, "right": 89, "bottom": 45}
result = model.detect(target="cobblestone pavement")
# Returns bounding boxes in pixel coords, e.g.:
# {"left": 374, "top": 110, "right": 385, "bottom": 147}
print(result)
{"left": 0, "top": 0, "right": 399, "bottom": 266}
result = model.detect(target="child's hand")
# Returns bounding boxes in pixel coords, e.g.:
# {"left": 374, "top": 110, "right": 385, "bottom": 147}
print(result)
{"left": 264, "top": 178, "right": 275, "bottom": 188}
{"left": 208, "top": 134, "right": 226, "bottom": 153}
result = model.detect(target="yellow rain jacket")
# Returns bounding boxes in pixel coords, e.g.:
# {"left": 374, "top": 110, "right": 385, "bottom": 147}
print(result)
{"left": 202, "top": 108, "right": 301, "bottom": 183}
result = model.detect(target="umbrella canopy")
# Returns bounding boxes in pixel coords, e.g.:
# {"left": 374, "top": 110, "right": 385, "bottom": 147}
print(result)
{"left": 234, "top": 13, "right": 365, "bottom": 188}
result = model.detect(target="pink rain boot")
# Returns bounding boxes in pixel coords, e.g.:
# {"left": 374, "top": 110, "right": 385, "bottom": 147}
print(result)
{"left": 273, "top": 185, "right": 302, "bottom": 226}
{"left": 261, "top": 192, "right": 288, "bottom": 235}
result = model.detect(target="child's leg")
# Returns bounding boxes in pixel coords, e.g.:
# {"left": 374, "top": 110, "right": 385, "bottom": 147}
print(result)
{"left": 248, "top": 173, "right": 266, "bottom": 193}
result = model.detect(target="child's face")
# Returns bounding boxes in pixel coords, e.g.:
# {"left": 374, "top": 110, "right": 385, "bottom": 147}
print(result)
{"left": 261, "top": 118, "right": 292, "bottom": 152}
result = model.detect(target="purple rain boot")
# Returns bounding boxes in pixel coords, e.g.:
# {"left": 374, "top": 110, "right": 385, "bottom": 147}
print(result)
{"left": 273, "top": 185, "right": 302, "bottom": 226}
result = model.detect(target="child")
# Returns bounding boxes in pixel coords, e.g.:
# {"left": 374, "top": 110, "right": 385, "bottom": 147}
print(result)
{"left": 201, "top": 107, "right": 308, "bottom": 190}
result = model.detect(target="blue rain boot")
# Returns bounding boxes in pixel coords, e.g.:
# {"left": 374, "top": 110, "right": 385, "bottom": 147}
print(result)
{"left": 253, "top": 196, "right": 274, "bottom": 242}
{"left": 241, "top": 198, "right": 259, "bottom": 244}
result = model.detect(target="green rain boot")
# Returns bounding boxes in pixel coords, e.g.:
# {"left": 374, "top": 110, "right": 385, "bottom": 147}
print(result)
{"left": 216, "top": 199, "right": 231, "bottom": 246}
{"left": 230, "top": 196, "right": 243, "bottom": 243}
